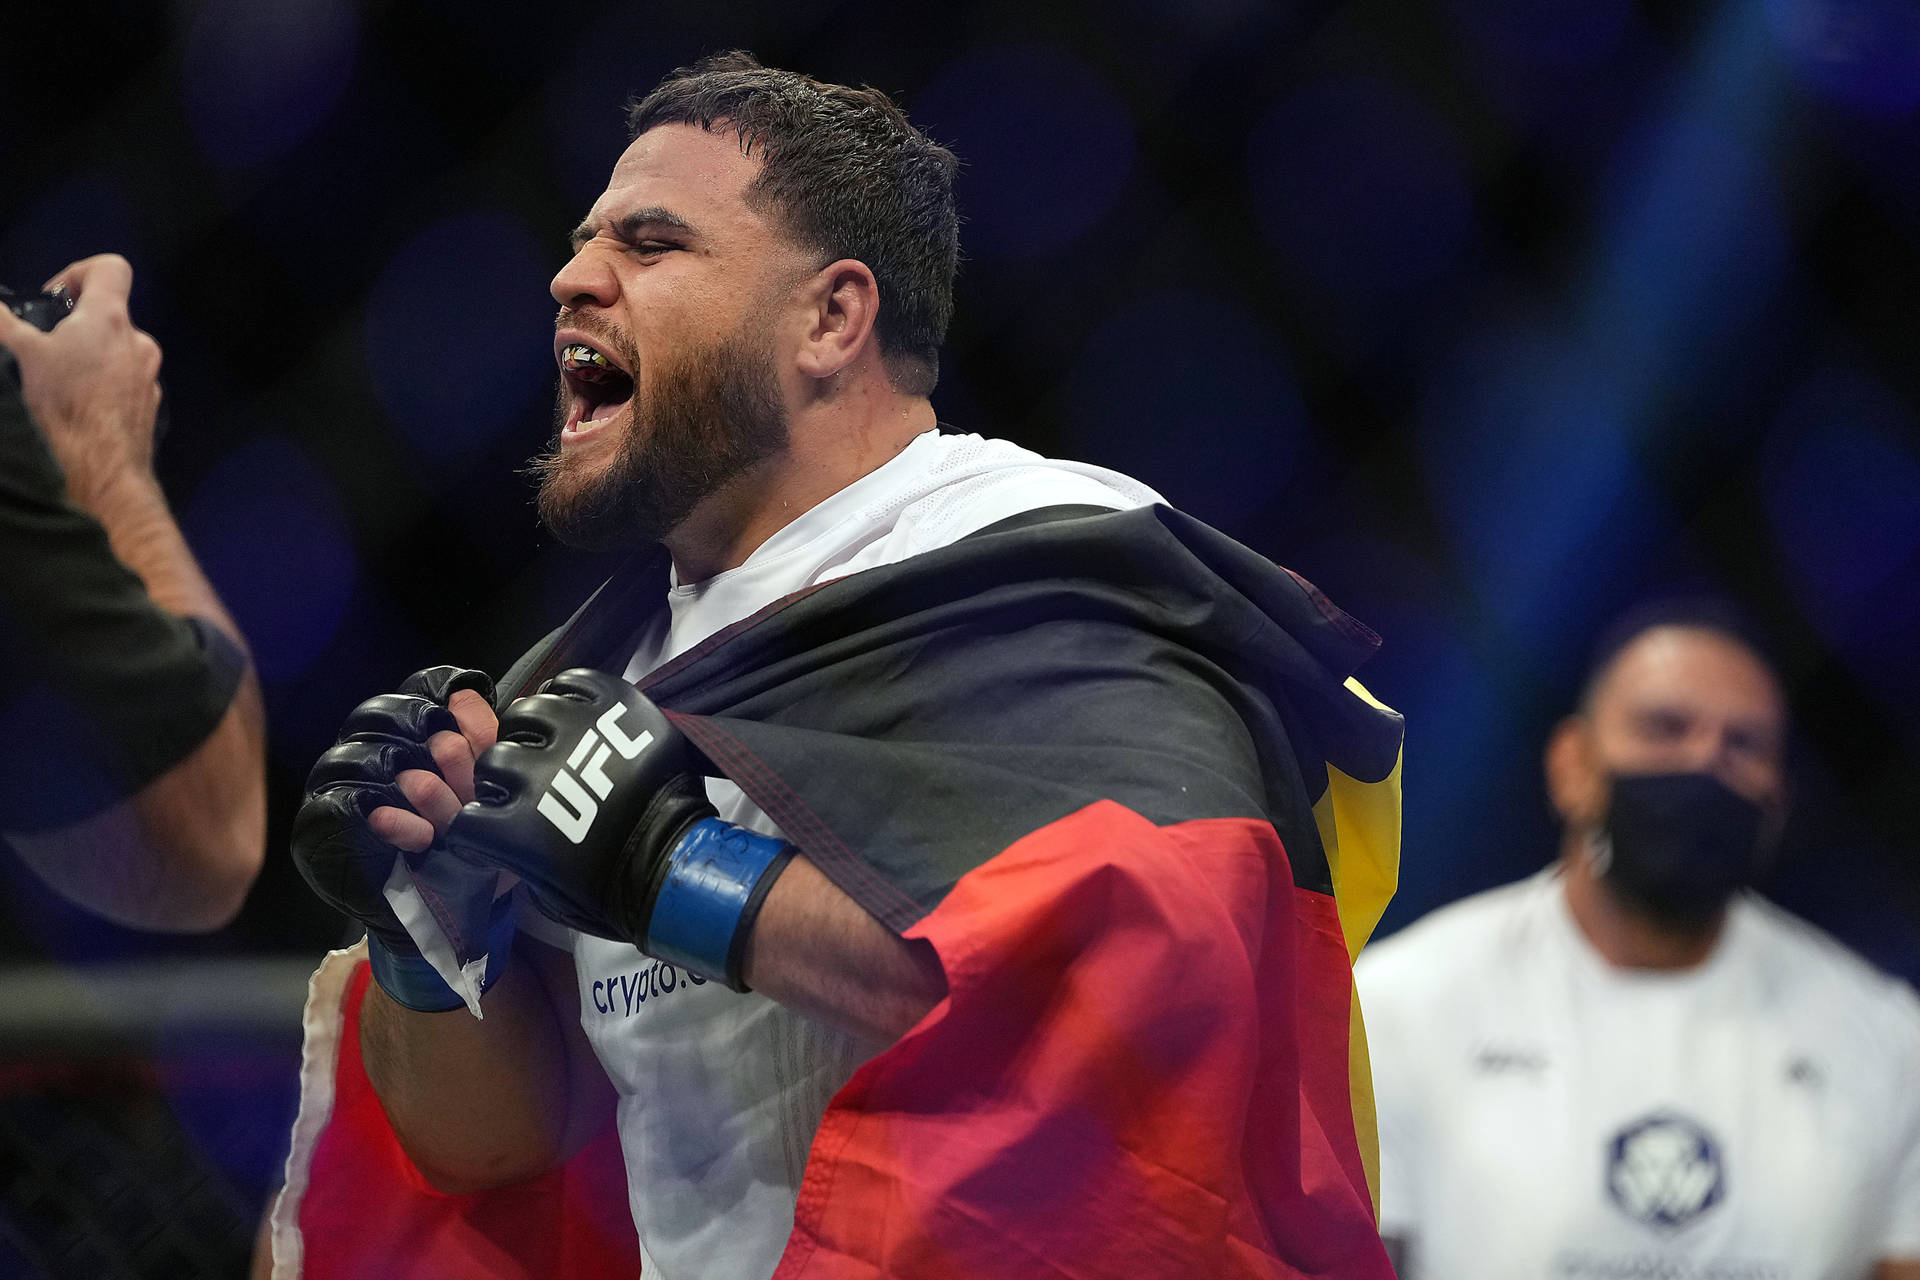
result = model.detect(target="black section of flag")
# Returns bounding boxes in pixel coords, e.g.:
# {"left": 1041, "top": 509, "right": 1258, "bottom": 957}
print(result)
{"left": 499, "top": 504, "right": 1402, "bottom": 932}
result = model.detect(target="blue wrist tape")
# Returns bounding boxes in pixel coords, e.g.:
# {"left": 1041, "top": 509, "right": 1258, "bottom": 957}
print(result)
{"left": 366, "top": 891, "right": 519, "bottom": 1013}
{"left": 644, "top": 818, "right": 794, "bottom": 992}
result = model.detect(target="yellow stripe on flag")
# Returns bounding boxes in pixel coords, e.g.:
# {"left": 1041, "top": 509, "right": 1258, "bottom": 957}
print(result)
{"left": 1308, "top": 676, "right": 1404, "bottom": 1221}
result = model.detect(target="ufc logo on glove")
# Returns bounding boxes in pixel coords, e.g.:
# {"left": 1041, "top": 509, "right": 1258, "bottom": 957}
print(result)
{"left": 441, "top": 668, "right": 795, "bottom": 992}
{"left": 538, "top": 704, "right": 658, "bottom": 843}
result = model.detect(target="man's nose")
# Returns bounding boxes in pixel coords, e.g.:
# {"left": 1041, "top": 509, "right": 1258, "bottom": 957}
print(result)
{"left": 550, "top": 251, "right": 617, "bottom": 310}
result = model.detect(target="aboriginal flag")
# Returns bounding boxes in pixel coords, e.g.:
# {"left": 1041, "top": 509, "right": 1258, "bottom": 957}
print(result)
{"left": 271, "top": 504, "right": 1403, "bottom": 1278}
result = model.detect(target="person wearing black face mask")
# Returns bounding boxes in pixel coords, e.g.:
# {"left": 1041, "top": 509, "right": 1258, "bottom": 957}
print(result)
{"left": 1355, "top": 604, "right": 1920, "bottom": 1280}
{"left": 1588, "top": 768, "right": 1777, "bottom": 930}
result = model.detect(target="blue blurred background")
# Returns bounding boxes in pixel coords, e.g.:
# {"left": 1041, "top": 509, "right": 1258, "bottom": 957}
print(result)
{"left": 2, "top": 0, "right": 1918, "bottom": 1267}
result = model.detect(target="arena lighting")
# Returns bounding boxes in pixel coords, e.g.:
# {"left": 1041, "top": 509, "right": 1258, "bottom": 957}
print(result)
{"left": 1418, "top": 0, "right": 1791, "bottom": 651}
{"left": 910, "top": 43, "right": 1136, "bottom": 261}
{"left": 362, "top": 210, "right": 555, "bottom": 471}
{"left": 181, "top": 435, "right": 357, "bottom": 687}
{"left": 1579, "top": 110, "right": 1790, "bottom": 399}
{"left": 1761, "top": 368, "right": 1920, "bottom": 710}
{"left": 1416, "top": 317, "right": 1666, "bottom": 650}
{"left": 1064, "top": 290, "right": 1306, "bottom": 527}
{"left": 180, "top": 0, "right": 360, "bottom": 171}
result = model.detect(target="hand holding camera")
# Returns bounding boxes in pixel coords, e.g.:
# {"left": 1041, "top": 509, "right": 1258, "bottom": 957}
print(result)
{"left": 0, "top": 255, "right": 167, "bottom": 515}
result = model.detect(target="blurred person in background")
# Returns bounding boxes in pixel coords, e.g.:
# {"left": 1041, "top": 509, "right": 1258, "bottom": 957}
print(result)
{"left": 0, "top": 254, "right": 264, "bottom": 930}
{"left": 276, "top": 51, "right": 1403, "bottom": 1280}
{"left": 1357, "top": 603, "right": 1920, "bottom": 1279}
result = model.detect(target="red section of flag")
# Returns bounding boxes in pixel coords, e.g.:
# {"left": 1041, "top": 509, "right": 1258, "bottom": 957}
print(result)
{"left": 295, "top": 962, "right": 639, "bottom": 1279}
{"left": 776, "top": 801, "right": 1390, "bottom": 1279}
{"left": 288, "top": 802, "right": 1385, "bottom": 1278}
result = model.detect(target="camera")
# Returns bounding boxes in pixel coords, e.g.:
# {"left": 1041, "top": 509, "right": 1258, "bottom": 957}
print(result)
{"left": 2, "top": 285, "right": 74, "bottom": 390}
{"left": 1, "top": 284, "right": 74, "bottom": 334}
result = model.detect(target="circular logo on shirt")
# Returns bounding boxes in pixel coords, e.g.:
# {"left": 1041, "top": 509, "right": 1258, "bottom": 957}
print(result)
{"left": 1605, "top": 1111, "right": 1726, "bottom": 1232}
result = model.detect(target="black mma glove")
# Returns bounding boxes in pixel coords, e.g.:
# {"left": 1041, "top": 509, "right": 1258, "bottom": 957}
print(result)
{"left": 444, "top": 667, "right": 793, "bottom": 992}
{"left": 291, "top": 665, "right": 516, "bottom": 1012}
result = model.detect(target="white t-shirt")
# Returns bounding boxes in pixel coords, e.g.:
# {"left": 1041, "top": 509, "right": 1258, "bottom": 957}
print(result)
{"left": 1354, "top": 869, "right": 1920, "bottom": 1280}
{"left": 551, "top": 430, "right": 1160, "bottom": 1280}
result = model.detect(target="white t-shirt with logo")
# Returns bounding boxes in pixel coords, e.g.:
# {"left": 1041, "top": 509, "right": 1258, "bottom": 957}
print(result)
{"left": 1354, "top": 869, "right": 1920, "bottom": 1280}
{"left": 535, "top": 430, "right": 1160, "bottom": 1280}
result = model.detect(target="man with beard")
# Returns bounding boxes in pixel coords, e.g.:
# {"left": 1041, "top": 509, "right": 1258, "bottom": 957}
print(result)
{"left": 280, "top": 52, "right": 1404, "bottom": 1280}
{"left": 1356, "top": 605, "right": 1920, "bottom": 1280}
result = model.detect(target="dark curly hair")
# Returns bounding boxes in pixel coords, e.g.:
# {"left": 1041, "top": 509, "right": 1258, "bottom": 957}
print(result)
{"left": 628, "top": 51, "right": 959, "bottom": 397}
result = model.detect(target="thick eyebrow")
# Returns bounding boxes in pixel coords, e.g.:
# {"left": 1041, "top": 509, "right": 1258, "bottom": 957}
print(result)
{"left": 567, "top": 207, "right": 696, "bottom": 251}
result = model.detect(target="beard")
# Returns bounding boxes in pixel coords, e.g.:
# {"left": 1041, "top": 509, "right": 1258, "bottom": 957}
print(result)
{"left": 529, "top": 318, "right": 789, "bottom": 553}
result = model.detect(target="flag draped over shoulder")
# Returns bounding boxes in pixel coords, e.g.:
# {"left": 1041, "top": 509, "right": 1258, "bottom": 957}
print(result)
{"left": 274, "top": 504, "right": 1403, "bottom": 1278}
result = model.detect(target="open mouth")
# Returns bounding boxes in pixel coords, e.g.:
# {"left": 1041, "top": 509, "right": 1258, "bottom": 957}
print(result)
{"left": 558, "top": 339, "right": 635, "bottom": 434}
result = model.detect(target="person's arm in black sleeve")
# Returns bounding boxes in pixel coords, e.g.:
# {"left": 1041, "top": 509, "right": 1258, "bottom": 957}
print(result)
{"left": 0, "top": 254, "right": 265, "bottom": 931}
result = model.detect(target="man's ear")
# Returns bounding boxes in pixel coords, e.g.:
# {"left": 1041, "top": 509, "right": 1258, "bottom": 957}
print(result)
{"left": 794, "top": 259, "right": 880, "bottom": 381}
{"left": 1545, "top": 715, "right": 1606, "bottom": 830}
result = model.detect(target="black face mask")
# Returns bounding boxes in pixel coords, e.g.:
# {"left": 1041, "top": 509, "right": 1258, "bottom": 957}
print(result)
{"left": 1591, "top": 772, "right": 1769, "bottom": 928}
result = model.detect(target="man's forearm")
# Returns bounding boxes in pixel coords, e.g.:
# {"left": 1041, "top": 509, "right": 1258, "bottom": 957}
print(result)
{"left": 130, "top": 673, "right": 265, "bottom": 925}
{"left": 4, "top": 469, "right": 268, "bottom": 929}
{"left": 742, "top": 855, "right": 947, "bottom": 1047}
{"left": 94, "top": 472, "right": 269, "bottom": 925}
{"left": 361, "top": 857, "right": 941, "bottom": 1192}
{"left": 4, "top": 682, "right": 263, "bottom": 930}
{"left": 361, "top": 936, "right": 612, "bottom": 1194}
{"left": 77, "top": 468, "right": 241, "bottom": 640}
